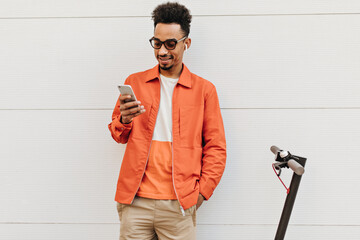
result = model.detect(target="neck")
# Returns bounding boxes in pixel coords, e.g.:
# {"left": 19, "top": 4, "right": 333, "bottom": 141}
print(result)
{"left": 160, "top": 63, "right": 183, "bottom": 78}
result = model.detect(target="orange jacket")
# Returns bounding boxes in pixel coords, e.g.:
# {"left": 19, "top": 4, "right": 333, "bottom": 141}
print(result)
{"left": 108, "top": 64, "right": 226, "bottom": 210}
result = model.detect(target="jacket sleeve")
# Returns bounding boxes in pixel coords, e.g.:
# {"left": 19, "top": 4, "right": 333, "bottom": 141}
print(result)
{"left": 108, "top": 78, "right": 133, "bottom": 144}
{"left": 199, "top": 85, "right": 227, "bottom": 200}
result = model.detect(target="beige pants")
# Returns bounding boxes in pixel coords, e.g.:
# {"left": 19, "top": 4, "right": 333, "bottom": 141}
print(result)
{"left": 117, "top": 196, "right": 196, "bottom": 240}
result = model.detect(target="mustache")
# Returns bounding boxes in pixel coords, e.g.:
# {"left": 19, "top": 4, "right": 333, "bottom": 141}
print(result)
{"left": 157, "top": 54, "right": 173, "bottom": 58}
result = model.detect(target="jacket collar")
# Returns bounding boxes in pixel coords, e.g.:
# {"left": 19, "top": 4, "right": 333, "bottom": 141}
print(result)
{"left": 145, "top": 64, "right": 192, "bottom": 88}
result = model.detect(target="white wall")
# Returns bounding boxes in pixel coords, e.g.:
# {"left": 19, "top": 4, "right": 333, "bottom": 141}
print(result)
{"left": 1, "top": 1, "right": 360, "bottom": 239}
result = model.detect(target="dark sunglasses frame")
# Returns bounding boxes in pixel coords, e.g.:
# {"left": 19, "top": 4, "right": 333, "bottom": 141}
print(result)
{"left": 149, "top": 36, "right": 187, "bottom": 50}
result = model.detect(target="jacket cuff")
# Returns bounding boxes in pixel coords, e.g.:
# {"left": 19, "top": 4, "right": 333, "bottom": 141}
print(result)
{"left": 199, "top": 180, "right": 215, "bottom": 200}
{"left": 114, "top": 115, "right": 133, "bottom": 133}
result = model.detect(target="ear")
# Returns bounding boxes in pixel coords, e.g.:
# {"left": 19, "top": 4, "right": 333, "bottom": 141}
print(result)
{"left": 184, "top": 38, "right": 191, "bottom": 51}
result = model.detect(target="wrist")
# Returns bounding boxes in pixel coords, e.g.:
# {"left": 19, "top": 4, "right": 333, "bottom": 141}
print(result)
{"left": 120, "top": 116, "right": 132, "bottom": 124}
{"left": 199, "top": 193, "right": 206, "bottom": 201}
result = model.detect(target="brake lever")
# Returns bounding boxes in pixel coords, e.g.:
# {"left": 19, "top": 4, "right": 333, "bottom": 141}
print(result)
{"left": 273, "top": 162, "right": 288, "bottom": 176}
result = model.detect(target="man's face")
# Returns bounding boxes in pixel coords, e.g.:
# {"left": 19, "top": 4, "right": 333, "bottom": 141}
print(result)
{"left": 153, "top": 23, "right": 190, "bottom": 74}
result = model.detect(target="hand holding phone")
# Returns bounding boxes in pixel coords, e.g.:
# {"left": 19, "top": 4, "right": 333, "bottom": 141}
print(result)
{"left": 118, "top": 85, "right": 145, "bottom": 124}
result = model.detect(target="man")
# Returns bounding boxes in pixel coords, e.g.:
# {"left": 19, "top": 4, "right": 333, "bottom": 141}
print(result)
{"left": 108, "top": 2, "right": 226, "bottom": 239}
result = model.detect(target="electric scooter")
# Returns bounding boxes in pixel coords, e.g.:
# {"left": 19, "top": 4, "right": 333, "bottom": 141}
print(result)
{"left": 270, "top": 146, "right": 307, "bottom": 240}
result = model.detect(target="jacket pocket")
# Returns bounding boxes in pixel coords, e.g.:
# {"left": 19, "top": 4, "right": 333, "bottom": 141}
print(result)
{"left": 130, "top": 102, "right": 153, "bottom": 140}
{"left": 179, "top": 105, "right": 204, "bottom": 148}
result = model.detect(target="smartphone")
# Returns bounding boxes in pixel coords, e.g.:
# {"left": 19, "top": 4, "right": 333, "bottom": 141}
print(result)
{"left": 118, "top": 85, "right": 137, "bottom": 103}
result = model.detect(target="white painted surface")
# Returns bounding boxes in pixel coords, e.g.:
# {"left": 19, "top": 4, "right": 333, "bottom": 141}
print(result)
{"left": 1, "top": 0, "right": 360, "bottom": 18}
{"left": 0, "top": 110, "right": 123, "bottom": 223}
{"left": 1, "top": 0, "right": 360, "bottom": 239}
{"left": 1, "top": 15, "right": 360, "bottom": 109}
{"left": 1, "top": 224, "right": 360, "bottom": 240}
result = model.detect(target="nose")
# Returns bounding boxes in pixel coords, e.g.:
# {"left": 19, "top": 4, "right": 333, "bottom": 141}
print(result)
{"left": 158, "top": 44, "right": 168, "bottom": 55}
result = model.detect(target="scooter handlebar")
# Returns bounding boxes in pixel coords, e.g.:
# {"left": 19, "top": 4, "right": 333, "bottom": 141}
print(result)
{"left": 270, "top": 145, "right": 281, "bottom": 155}
{"left": 287, "top": 159, "right": 305, "bottom": 176}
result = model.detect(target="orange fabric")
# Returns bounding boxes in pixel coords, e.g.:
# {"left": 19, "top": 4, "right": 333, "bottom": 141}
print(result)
{"left": 137, "top": 140, "right": 177, "bottom": 200}
{"left": 108, "top": 64, "right": 226, "bottom": 210}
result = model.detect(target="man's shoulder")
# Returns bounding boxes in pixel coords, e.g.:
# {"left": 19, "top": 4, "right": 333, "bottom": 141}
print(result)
{"left": 189, "top": 71, "right": 216, "bottom": 91}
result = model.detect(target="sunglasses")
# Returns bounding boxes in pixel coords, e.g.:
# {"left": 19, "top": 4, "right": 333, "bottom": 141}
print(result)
{"left": 149, "top": 36, "right": 187, "bottom": 50}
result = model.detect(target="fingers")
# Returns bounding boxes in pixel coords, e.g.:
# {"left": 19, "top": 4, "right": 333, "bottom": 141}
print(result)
{"left": 119, "top": 96, "right": 139, "bottom": 108}
{"left": 121, "top": 109, "right": 146, "bottom": 124}
{"left": 121, "top": 104, "right": 144, "bottom": 116}
{"left": 119, "top": 96, "right": 141, "bottom": 112}
{"left": 124, "top": 109, "right": 145, "bottom": 119}
{"left": 119, "top": 94, "right": 132, "bottom": 104}
{"left": 120, "top": 101, "right": 141, "bottom": 110}
{"left": 119, "top": 95, "right": 146, "bottom": 123}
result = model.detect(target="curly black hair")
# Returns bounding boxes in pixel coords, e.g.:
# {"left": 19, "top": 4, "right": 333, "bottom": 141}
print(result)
{"left": 151, "top": 2, "right": 192, "bottom": 37}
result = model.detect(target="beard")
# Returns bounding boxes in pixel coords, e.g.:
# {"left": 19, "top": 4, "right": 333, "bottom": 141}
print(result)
{"left": 160, "top": 65, "right": 173, "bottom": 70}
{"left": 158, "top": 54, "right": 173, "bottom": 70}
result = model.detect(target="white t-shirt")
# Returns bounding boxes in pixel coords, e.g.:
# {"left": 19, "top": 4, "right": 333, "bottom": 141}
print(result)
{"left": 152, "top": 74, "right": 178, "bottom": 142}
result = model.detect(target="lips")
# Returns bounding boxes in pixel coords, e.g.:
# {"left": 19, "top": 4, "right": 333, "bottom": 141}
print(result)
{"left": 158, "top": 55, "right": 173, "bottom": 65}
